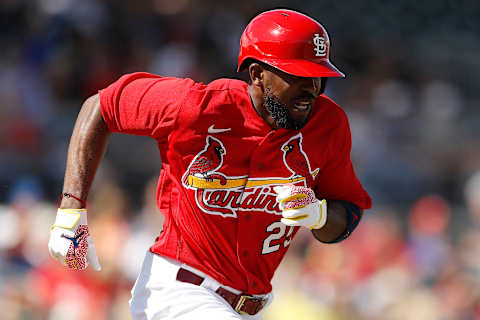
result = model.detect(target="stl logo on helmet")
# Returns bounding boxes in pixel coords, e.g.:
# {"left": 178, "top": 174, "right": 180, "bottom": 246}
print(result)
{"left": 182, "top": 134, "right": 319, "bottom": 218}
{"left": 313, "top": 34, "right": 327, "bottom": 57}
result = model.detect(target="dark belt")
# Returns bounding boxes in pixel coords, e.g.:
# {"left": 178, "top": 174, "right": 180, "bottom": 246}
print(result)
{"left": 176, "top": 267, "right": 267, "bottom": 315}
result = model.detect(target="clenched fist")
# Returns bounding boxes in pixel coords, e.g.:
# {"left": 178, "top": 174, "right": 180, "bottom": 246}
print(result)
{"left": 48, "top": 209, "right": 101, "bottom": 271}
{"left": 274, "top": 185, "right": 327, "bottom": 230}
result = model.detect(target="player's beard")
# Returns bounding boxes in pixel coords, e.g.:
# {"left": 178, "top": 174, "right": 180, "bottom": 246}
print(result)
{"left": 264, "top": 89, "right": 306, "bottom": 130}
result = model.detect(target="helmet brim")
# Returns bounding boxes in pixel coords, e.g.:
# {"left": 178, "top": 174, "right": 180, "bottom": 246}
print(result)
{"left": 264, "top": 58, "right": 345, "bottom": 78}
{"left": 238, "top": 57, "right": 345, "bottom": 78}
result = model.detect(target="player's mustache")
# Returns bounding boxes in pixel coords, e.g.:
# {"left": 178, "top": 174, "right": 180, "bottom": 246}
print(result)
{"left": 294, "top": 92, "right": 317, "bottom": 101}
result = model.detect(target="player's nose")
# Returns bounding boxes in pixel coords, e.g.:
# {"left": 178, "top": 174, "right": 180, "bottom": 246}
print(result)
{"left": 298, "top": 77, "right": 321, "bottom": 97}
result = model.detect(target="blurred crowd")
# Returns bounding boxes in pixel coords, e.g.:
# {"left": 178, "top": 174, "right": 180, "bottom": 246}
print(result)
{"left": 1, "top": 0, "right": 480, "bottom": 319}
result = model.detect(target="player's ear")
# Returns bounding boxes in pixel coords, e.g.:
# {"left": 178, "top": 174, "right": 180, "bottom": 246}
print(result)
{"left": 248, "top": 62, "right": 264, "bottom": 88}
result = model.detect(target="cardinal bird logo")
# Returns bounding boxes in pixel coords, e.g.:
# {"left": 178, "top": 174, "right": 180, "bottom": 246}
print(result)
{"left": 281, "top": 133, "right": 320, "bottom": 187}
{"left": 182, "top": 133, "right": 321, "bottom": 218}
{"left": 182, "top": 136, "right": 227, "bottom": 187}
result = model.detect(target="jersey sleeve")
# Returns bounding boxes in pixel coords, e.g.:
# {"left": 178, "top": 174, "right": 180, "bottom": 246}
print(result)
{"left": 99, "top": 72, "right": 195, "bottom": 142}
{"left": 314, "top": 110, "right": 372, "bottom": 210}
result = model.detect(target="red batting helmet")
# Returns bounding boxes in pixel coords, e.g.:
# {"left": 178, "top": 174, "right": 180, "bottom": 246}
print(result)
{"left": 237, "top": 9, "right": 344, "bottom": 78}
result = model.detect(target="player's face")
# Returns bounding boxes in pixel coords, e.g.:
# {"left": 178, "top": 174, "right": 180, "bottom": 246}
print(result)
{"left": 262, "top": 66, "right": 322, "bottom": 130}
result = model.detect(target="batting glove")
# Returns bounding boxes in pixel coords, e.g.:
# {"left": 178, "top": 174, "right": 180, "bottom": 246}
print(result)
{"left": 48, "top": 209, "right": 101, "bottom": 271}
{"left": 273, "top": 185, "right": 327, "bottom": 230}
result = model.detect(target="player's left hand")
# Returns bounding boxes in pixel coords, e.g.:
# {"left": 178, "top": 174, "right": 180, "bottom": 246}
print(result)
{"left": 273, "top": 185, "right": 327, "bottom": 230}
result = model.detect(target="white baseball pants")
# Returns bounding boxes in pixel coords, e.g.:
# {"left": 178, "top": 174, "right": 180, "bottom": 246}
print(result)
{"left": 129, "top": 251, "right": 271, "bottom": 320}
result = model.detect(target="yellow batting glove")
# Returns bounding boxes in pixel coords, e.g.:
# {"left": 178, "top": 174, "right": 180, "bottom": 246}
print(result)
{"left": 273, "top": 185, "right": 327, "bottom": 230}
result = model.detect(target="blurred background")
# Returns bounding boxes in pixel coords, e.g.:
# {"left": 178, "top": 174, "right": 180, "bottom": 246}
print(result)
{"left": 1, "top": 0, "right": 480, "bottom": 319}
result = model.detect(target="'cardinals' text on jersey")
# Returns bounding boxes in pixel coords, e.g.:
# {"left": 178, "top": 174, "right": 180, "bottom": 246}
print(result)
{"left": 99, "top": 72, "right": 372, "bottom": 294}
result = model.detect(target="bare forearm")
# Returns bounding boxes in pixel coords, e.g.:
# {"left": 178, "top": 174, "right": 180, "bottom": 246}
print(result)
{"left": 311, "top": 200, "right": 347, "bottom": 242}
{"left": 60, "top": 94, "right": 110, "bottom": 209}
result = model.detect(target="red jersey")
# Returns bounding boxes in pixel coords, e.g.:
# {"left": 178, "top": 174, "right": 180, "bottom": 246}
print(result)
{"left": 99, "top": 72, "right": 371, "bottom": 294}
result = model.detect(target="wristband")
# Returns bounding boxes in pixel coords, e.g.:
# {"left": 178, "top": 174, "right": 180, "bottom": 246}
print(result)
{"left": 59, "top": 192, "right": 87, "bottom": 208}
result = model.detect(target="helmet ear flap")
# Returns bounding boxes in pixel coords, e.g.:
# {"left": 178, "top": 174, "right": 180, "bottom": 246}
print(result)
{"left": 239, "top": 58, "right": 254, "bottom": 73}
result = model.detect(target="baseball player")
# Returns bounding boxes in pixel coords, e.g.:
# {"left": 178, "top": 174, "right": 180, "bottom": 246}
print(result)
{"left": 48, "top": 9, "right": 372, "bottom": 320}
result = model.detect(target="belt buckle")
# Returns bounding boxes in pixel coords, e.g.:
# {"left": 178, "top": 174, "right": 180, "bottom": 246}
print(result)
{"left": 234, "top": 295, "right": 250, "bottom": 314}
{"left": 234, "top": 294, "right": 266, "bottom": 315}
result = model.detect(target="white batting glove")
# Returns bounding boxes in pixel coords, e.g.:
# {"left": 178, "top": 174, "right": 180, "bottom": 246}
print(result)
{"left": 48, "top": 209, "right": 101, "bottom": 271}
{"left": 273, "top": 185, "right": 327, "bottom": 230}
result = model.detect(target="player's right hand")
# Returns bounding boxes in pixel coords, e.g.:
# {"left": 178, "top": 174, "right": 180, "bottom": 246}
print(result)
{"left": 48, "top": 208, "right": 101, "bottom": 271}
